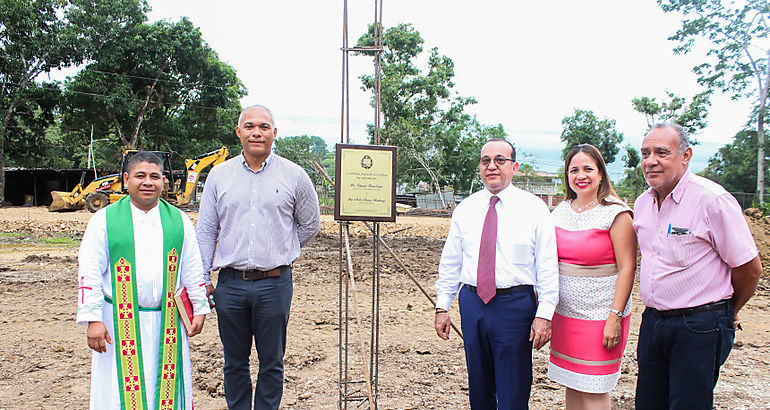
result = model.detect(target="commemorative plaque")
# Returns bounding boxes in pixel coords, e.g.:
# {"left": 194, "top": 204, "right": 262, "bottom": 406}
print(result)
{"left": 334, "top": 144, "right": 397, "bottom": 222}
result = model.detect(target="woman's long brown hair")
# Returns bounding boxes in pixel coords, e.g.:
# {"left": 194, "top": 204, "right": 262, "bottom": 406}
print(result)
{"left": 563, "top": 143, "right": 621, "bottom": 206}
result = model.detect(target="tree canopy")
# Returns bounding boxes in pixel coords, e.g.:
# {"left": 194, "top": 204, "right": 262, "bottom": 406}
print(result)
{"left": 631, "top": 90, "right": 711, "bottom": 137}
{"left": 615, "top": 144, "right": 647, "bottom": 199}
{"left": 61, "top": 15, "right": 245, "bottom": 166}
{"left": 0, "top": 0, "right": 126, "bottom": 202}
{"left": 0, "top": 0, "right": 246, "bottom": 203}
{"left": 357, "top": 23, "right": 506, "bottom": 195}
{"left": 701, "top": 129, "right": 770, "bottom": 207}
{"left": 559, "top": 108, "right": 623, "bottom": 164}
{"left": 273, "top": 135, "right": 332, "bottom": 186}
{"left": 659, "top": 0, "right": 770, "bottom": 203}
{"left": 619, "top": 90, "right": 712, "bottom": 199}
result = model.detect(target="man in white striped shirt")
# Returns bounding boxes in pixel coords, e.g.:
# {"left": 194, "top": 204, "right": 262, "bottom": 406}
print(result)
{"left": 197, "top": 104, "right": 321, "bottom": 409}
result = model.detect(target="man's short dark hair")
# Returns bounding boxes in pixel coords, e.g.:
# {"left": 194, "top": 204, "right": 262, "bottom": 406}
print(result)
{"left": 126, "top": 151, "right": 164, "bottom": 174}
{"left": 485, "top": 138, "right": 516, "bottom": 162}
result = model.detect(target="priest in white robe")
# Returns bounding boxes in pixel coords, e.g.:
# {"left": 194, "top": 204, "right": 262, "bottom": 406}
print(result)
{"left": 76, "top": 152, "right": 210, "bottom": 410}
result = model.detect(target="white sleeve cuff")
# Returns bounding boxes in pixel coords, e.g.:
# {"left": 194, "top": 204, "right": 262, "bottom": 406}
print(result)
{"left": 435, "top": 294, "right": 455, "bottom": 311}
{"left": 535, "top": 302, "right": 555, "bottom": 321}
{"left": 191, "top": 299, "right": 211, "bottom": 316}
{"left": 76, "top": 303, "right": 103, "bottom": 326}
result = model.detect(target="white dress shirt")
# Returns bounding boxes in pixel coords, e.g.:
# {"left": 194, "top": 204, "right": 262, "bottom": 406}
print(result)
{"left": 435, "top": 184, "right": 559, "bottom": 320}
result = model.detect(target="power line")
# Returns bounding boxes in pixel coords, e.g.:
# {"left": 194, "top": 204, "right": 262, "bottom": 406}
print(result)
{"left": 3, "top": 55, "right": 238, "bottom": 92}
{"left": 85, "top": 68, "right": 236, "bottom": 92}
{"left": 0, "top": 122, "right": 236, "bottom": 133}
{"left": 2, "top": 80, "right": 240, "bottom": 113}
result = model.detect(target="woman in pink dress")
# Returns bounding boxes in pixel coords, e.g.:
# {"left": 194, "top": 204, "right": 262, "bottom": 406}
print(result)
{"left": 548, "top": 144, "right": 637, "bottom": 409}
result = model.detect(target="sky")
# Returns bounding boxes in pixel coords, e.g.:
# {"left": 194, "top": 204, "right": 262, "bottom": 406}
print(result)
{"left": 139, "top": 0, "right": 752, "bottom": 180}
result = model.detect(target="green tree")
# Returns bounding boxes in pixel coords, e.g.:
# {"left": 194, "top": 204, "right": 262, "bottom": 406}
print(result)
{"left": 0, "top": 0, "right": 152, "bottom": 202}
{"left": 659, "top": 0, "right": 770, "bottom": 204}
{"left": 701, "top": 129, "right": 770, "bottom": 207}
{"left": 1, "top": 1, "right": 83, "bottom": 202}
{"left": 61, "top": 16, "right": 245, "bottom": 167}
{"left": 357, "top": 24, "right": 501, "bottom": 195}
{"left": 434, "top": 119, "right": 504, "bottom": 194}
{"left": 273, "top": 135, "right": 330, "bottom": 185}
{"left": 559, "top": 108, "right": 623, "bottom": 164}
{"left": 2, "top": 84, "right": 62, "bottom": 167}
{"left": 616, "top": 145, "right": 647, "bottom": 199}
{"left": 623, "top": 90, "right": 711, "bottom": 200}
{"left": 631, "top": 90, "right": 711, "bottom": 136}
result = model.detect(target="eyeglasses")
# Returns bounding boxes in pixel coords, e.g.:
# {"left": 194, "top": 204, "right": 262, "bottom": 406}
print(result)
{"left": 480, "top": 156, "right": 514, "bottom": 167}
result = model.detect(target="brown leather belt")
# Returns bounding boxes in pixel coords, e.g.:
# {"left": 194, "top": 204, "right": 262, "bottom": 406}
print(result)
{"left": 223, "top": 266, "right": 286, "bottom": 281}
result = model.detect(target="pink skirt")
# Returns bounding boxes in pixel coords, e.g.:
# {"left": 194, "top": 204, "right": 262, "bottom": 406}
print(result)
{"left": 548, "top": 312, "right": 631, "bottom": 392}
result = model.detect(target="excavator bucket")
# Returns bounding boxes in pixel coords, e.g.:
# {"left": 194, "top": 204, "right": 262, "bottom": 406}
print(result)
{"left": 49, "top": 191, "right": 83, "bottom": 212}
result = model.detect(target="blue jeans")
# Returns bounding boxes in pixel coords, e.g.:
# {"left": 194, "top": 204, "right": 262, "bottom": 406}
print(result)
{"left": 215, "top": 266, "right": 293, "bottom": 410}
{"left": 635, "top": 301, "right": 734, "bottom": 410}
{"left": 459, "top": 285, "right": 536, "bottom": 410}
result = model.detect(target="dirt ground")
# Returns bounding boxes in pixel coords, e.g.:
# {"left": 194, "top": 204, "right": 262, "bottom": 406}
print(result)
{"left": 0, "top": 207, "right": 768, "bottom": 409}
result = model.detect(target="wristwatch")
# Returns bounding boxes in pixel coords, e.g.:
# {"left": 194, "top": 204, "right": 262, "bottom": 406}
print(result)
{"left": 609, "top": 308, "right": 623, "bottom": 317}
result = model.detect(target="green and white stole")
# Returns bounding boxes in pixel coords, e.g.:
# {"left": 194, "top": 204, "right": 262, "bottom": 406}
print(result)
{"left": 106, "top": 197, "right": 185, "bottom": 410}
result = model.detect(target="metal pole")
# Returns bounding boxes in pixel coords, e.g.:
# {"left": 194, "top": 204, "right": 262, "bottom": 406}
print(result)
{"left": 373, "top": 222, "right": 381, "bottom": 401}
{"left": 338, "top": 222, "right": 344, "bottom": 407}
{"left": 338, "top": 1, "right": 385, "bottom": 407}
{"left": 343, "top": 223, "right": 376, "bottom": 408}
{"left": 373, "top": 0, "right": 383, "bottom": 146}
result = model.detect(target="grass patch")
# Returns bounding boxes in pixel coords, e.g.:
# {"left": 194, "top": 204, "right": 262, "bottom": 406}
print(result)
{"left": 39, "top": 236, "right": 80, "bottom": 245}
{"left": 0, "top": 232, "right": 25, "bottom": 239}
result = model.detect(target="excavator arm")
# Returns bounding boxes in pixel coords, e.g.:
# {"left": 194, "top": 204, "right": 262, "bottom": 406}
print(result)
{"left": 173, "top": 146, "right": 230, "bottom": 206}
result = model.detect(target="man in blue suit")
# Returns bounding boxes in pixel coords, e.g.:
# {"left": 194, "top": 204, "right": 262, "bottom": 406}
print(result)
{"left": 434, "top": 138, "right": 559, "bottom": 409}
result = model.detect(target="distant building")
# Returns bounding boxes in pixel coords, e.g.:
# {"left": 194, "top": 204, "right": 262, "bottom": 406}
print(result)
{"left": 3, "top": 167, "right": 99, "bottom": 206}
{"left": 415, "top": 189, "right": 455, "bottom": 210}
{"left": 402, "top": 171, "right": 565, "bottom": 211}
{"left": 512, "top": 171, "right": 563, "bottom": 209}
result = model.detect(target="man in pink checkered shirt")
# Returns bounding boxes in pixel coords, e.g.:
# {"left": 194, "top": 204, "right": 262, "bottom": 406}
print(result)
{"left": 632, "top": 122, "right": 762, "bottom": 410}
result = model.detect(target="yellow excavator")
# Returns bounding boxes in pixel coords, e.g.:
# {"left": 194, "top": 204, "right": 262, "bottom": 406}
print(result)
{"left": 48, "top": 173, "right": 121, "bottom": 212}
{"left": 49, "top": 146, "right": 229, "bottom": 212}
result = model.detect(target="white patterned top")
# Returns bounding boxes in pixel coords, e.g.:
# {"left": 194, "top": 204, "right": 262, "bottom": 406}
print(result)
{"left": 551, "top": 196, "right": 631, "bottom": 232}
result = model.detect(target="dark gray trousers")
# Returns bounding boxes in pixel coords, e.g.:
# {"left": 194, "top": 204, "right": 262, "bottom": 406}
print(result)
{"left": 215, "top": 266, "right": 293, "bottom": 410}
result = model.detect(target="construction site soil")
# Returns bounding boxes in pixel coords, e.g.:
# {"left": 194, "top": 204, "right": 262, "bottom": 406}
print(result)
{"left": 0, "top": 207, "right": 768, "bottom": 409}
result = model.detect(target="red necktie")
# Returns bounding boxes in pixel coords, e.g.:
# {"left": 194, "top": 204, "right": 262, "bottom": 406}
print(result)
{"left": 477, "top": 195, "right": 499, "bottom": 304}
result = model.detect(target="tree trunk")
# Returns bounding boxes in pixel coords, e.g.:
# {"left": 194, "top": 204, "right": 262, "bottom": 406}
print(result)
{"left": 758, "top": 110, "right": 765, "bottom": 206}
{"left": 106, "top": 109, "right": 127, "bottom": 147}
{"left": 0, "top": 138, "right": 5, "bottom": 205}
{"left": 411, "top": 151, "right": 447, "bottom": 208}
{"left": 0, "top": 97, "right": 21, "bottom": 205}
{"left": 757, "top": 64, "right": 770, "bottom": 206}
{"left": 130, "top": 67, "right": 166, "bottom": 148}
